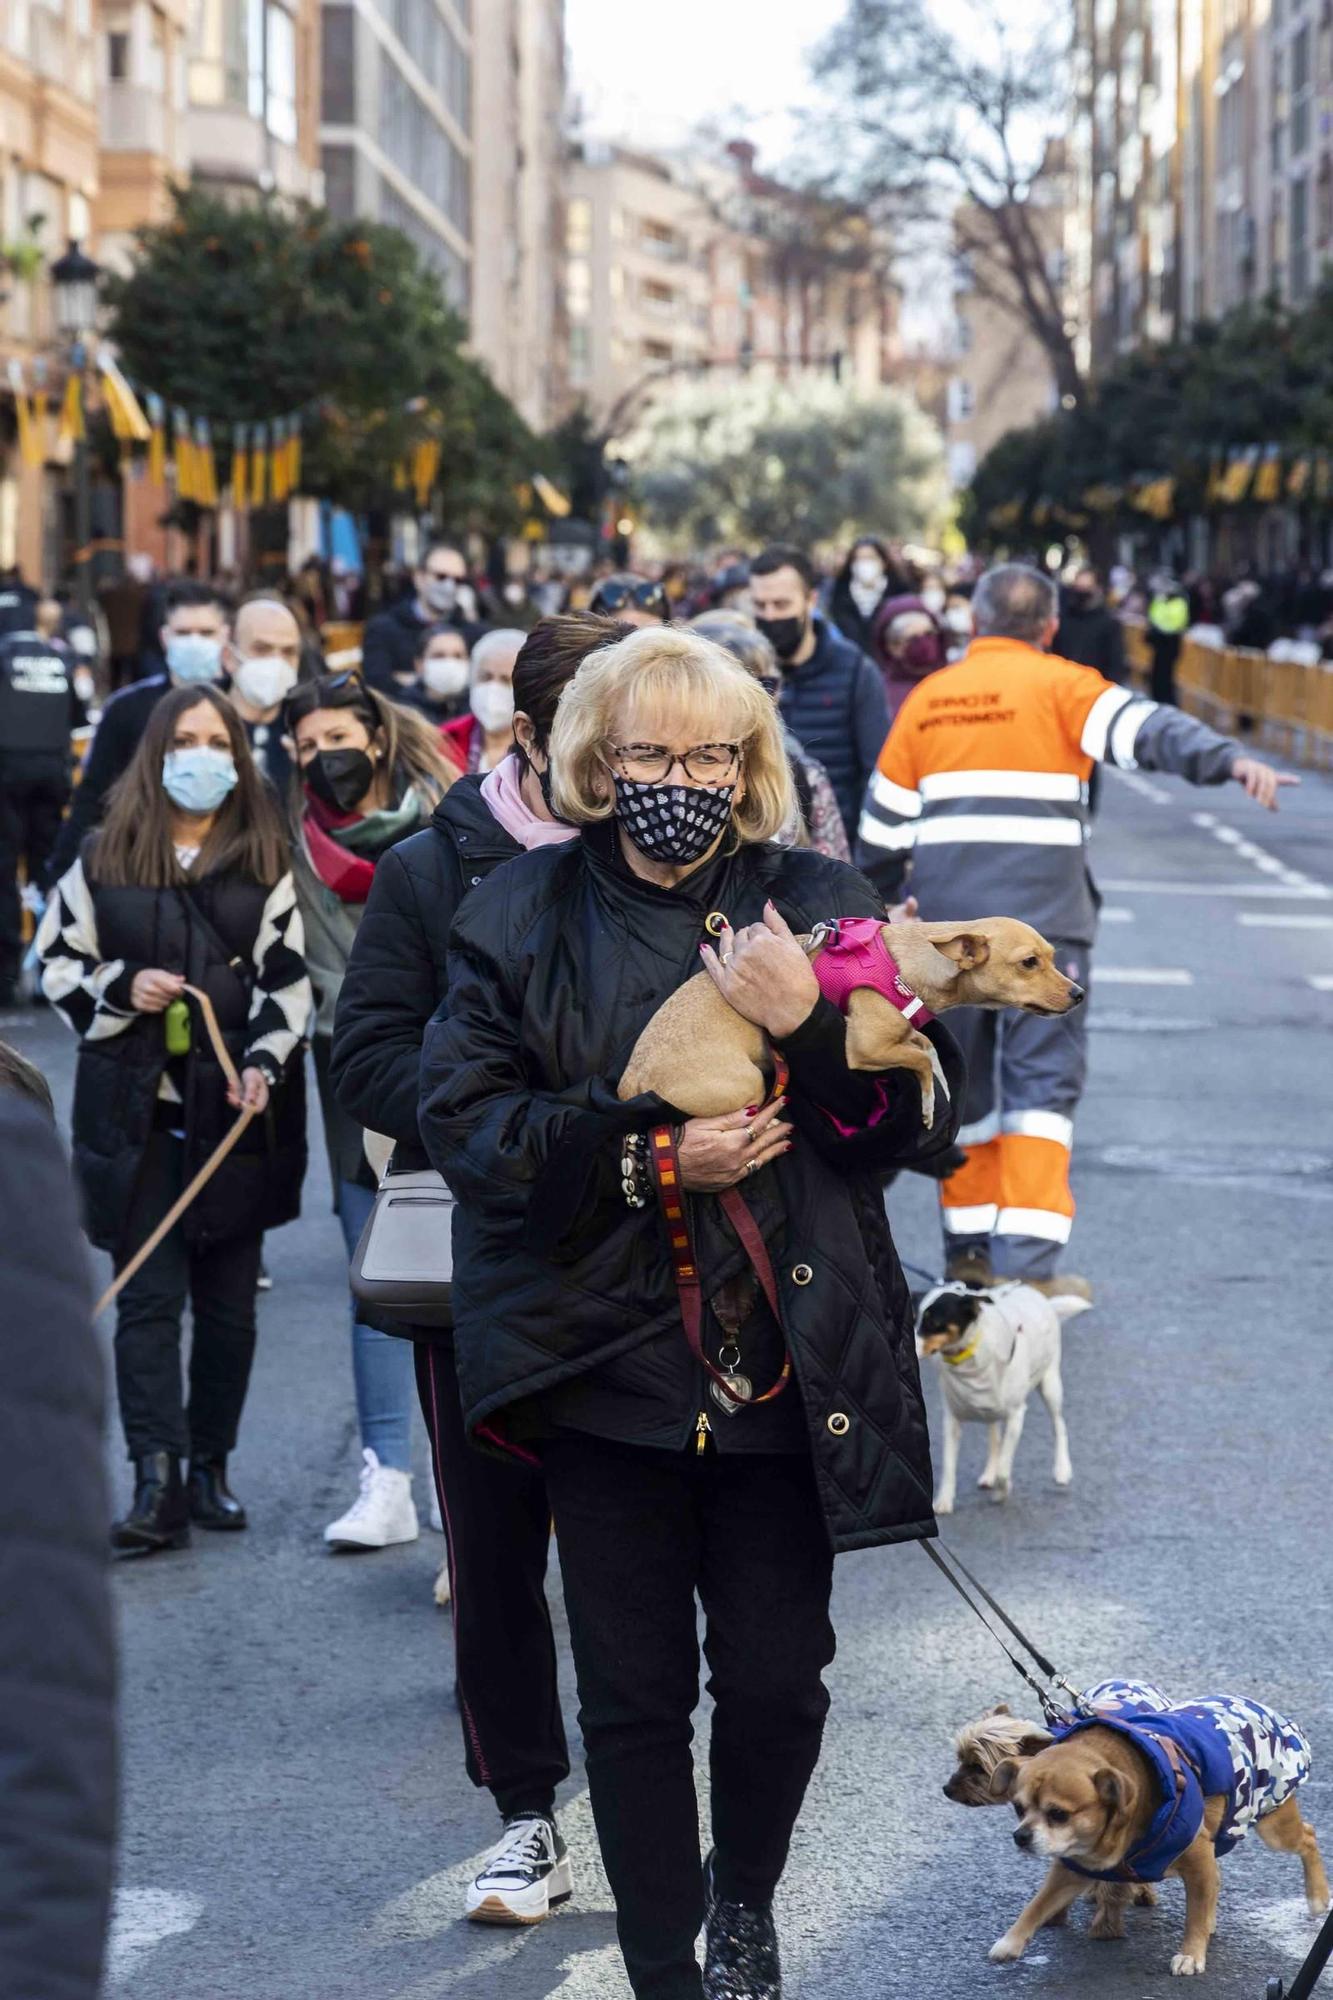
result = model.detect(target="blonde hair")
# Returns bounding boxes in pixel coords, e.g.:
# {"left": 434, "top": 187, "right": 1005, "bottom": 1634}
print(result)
{"left": 548, "top": 625, "right": 795, "bottom": 843}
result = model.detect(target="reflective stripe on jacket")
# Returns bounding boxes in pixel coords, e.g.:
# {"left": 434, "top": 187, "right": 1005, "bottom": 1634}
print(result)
{"left": 856, "top": 637, "right": 1240, "bottom": 941}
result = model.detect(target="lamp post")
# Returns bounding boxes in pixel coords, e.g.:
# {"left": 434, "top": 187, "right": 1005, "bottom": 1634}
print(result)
{"left": 51, "top": 239, "right": 101, "bottom": 617}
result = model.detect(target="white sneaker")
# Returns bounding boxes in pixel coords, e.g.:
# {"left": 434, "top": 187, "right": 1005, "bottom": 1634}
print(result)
{"left": 432, "top": 1558, "right": 451, "bottom": 1608}
{"left": 323, "top": 1448, "right": 419, "bottom": 1551}
{"left": 465, "top": 1815, "right": 572, "bottom": 1925}
{"left": 429, "top": 1484, "right": 443, "bottom": 1532}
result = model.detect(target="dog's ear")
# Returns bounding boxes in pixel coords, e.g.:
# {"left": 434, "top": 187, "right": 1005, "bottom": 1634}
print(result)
{"left": 1017, "top": 1731, "right": 1054, "bottom": 1757}
{"left": 954, "top": 1295, "right": 983, "bottom": 1329}
{"left": 932, "top": 930, "right": 990, "bottom": 970}
{"left": 990, "top": 1758, "right": 1020, "bottom": 1801}
{"left": 984, "top": 1702, "right": 1013, "bottom": 1718}
{"left": 1094, "top": 1767, "right": 1125, "bottom": 1809}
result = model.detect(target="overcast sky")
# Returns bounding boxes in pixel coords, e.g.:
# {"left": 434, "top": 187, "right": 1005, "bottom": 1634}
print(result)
{"left": 563, "top": 0, "right": 845, "bottom": 160}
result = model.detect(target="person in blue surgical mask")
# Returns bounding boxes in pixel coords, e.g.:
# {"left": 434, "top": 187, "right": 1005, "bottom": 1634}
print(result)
{"left": 46, "top": 579, "right": 232, "bottom": 885}
{"left": 37, "top": 684, "right": 312, "bottom": 1555}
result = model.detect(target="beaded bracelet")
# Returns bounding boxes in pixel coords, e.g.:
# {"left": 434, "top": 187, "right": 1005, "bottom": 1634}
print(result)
{"left": 621, "top": 1131, "right": 650, "bottom": 1209}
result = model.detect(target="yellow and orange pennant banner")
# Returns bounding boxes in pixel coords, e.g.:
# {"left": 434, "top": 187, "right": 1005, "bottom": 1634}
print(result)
{"left": 250, "top": 423, "right": 267, "bottom": 508}
{"left": 56, "top": 373, "right": 85, "bottom": 449}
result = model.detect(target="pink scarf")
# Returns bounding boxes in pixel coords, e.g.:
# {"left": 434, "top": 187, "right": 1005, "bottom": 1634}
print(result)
{"left": 480, "top": 753, "right": 579, "bottom": 851}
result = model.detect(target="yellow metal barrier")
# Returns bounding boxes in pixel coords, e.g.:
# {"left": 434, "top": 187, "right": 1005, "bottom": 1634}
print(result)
{"left": 1121, "top": 620, "right": 1333, "bottom": 769}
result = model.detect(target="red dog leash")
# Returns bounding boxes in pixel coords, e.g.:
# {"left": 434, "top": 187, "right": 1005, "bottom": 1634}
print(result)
{"left": 647, "top": 1040, "right": 792, "bottom": 1408}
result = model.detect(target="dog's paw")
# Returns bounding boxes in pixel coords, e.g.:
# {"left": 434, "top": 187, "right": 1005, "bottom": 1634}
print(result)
{"left": 988, "top": 1477, "right": 1011, "bottom": 1505}
{"left": 933, "top": 1493, "right": 955, "bottom": 1516}
{"left": 1309, "top": 1892, "right": 1331, "bottom": 1917}
{"left": 919, "top": 1085, "right": 935, "bottom": 1128}
{"left": 1053, "top": 1462, "right": 1073, "bottom": 1488}
{"left": 989, "top": 1933, "right": 1026, "bottom": 1963}
{"left": 1135, "top": 1885, "right": 1159, "bottom": 1908}
{"left": 1088, "top": 1910, "right": 1125, "bottom": 1941}
{"left": 976, "top": 1470, "right": 996, "bottom": 1489}
{"left": 1170, "top": 1952, "right": 1206, "bottom": 1976}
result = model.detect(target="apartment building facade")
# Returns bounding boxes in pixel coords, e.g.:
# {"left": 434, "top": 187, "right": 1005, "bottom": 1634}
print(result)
{"left": 1, "top": 0, "right": 100, "bottom": 577}
{"left": 1073, "top": 0, "right": 1333, "bottom": 367}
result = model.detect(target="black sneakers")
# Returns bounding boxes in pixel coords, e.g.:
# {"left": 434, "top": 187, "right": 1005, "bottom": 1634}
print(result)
{"left": 465, "top": 1814, "right": 573, "bottom": 1925}
{"left": 703, "top": 1851, "right": 781, "bottom": 1998}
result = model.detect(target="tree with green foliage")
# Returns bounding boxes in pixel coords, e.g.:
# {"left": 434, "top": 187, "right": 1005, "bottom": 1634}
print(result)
{"left": 622, "top": 372, "right": 947, "bottom": 551}
{"left": 101, "top": 185, "right": 534, "bottom": 524}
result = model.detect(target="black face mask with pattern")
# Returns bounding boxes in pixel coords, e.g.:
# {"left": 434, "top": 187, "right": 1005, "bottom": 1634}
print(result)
{"left": 612, "top": 774, "right": 736, "bottom": 864}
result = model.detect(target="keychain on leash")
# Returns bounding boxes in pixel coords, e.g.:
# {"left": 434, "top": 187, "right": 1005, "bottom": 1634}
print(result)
{"left": 93, "top": 984, "right": 259, "bottom": 1318}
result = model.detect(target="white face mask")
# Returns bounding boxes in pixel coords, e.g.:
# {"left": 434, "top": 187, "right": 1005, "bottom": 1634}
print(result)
{"left": 233, "top": 655, "right": 298, "bottom": 710}
{"left": 470, "top": 680, "right": 515, "bottom": 733}
{"left": 851, "top": 555, "right": 885, "bottom": 589}
{"left": 945, "top": 605, "right": 973, "bottom": 635}
{"left": 422, "top": 653, "right": 469, "bottom": 698}
{"left": 921, "top": 586, "right": 946, "bottom": 615}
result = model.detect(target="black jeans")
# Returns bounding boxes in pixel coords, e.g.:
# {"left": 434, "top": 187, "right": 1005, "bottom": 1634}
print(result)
{"left": 413, "top": 1341, "right": 569, "bottom": 1821}
{"left": 0, "top": 759, "right": 68, "bottom": 987}
{"left": 114, "top": 1130, "right": 263, "bottom": 1461}
{"left": 541, "top": 1435, "right": 836, "bottom": 2000}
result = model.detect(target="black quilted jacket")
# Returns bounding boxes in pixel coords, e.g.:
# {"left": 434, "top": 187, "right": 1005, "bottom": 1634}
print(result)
{"left": 419, "top": 823, "right": 962, "bottom": 1555}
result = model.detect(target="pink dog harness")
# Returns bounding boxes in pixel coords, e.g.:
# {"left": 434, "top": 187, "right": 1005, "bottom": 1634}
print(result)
{"left": 810, "top": 917, "right": 934, "bottom": 1026}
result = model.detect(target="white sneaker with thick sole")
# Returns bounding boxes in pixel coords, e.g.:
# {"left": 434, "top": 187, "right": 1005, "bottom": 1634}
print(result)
{"left": 465, "top": 1815, "right": 572, "bottom": 1925}
{"left": 323, "top": 1448, "right": 419, "bottom": 1550}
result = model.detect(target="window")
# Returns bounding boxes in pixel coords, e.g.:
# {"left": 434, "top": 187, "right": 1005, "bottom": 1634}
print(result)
{"left": 566, "top": 196, "right": 591, "bottom": 254}
{"left": 569, "top": 323, "right": 590, "bottom": 386}
{"left": 1291, "top": 171, "right": 1310, "bottom": 296}
{"left": 107, "top": 27, "right": 128, "bottom": 76}
{"left": 566, "top": 256, "right": 591, "bottom": 317}
{"left": 1293, "top": 24, "right": 1312, "bottom": 153}
{"left": 265, "top": 2, "right": 296, "bottom": 141}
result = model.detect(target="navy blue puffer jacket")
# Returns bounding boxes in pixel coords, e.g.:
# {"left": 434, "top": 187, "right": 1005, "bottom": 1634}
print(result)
{"left": 777, "top": 616, "right": 891, "bottom": 843}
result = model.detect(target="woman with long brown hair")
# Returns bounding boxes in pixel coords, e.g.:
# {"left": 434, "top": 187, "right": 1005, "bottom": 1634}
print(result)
{"left": 37, "top": 684, "right": 312, "bottom": 1553}
{"left": 283, "top": 670, "right": 457, "bottom": 1551}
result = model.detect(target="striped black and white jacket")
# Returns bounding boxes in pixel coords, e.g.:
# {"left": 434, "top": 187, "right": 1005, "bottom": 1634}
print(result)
{"left": 857, "top": 639, "right": 1240, "bottom": 941}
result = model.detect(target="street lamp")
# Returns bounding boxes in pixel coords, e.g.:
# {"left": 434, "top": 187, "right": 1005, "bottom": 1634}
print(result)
{"left": 50, "top": 239, "right": 101, "bottom": 617}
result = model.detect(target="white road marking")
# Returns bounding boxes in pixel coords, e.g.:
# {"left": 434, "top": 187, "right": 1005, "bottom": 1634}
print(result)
{"left": 1100, "top": 906, "right": 1135, "bottom": 921}
{"left": 105, "top": 1888, "right": 204, "bottom": 1990}
{"left": 1096, "top": 968, "right": 1195, "bottom": 985}
{"left": 1107, "top": 768, "right": 1173, "bottom": 804}
{"left": 1190, "top": 810, "right": 1319, "bottom": 890}
{"left": 1099, "top": 878, "right": 1332, "bottom": 898}
{"left": 1237, "top": 912, "right": 1333, "bottom": 928}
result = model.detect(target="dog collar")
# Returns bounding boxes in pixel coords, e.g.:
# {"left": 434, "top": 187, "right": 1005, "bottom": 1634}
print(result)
{"left": 942, "top": 1338, "right": 981, "bottom": 1366}
{"left": 810, "top": 916, "right": 935, "bottom": 1025}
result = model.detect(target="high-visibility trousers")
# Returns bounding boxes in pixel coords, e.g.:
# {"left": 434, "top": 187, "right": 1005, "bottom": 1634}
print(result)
{"left": 938, "top": 941, "right": 1090, "bottom": 1278}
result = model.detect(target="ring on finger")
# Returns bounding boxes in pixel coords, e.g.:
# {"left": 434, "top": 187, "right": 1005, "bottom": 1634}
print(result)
{"left": 720, "top": 950, "right": 735, "bottom": 966}
{"left": 745, "top": 1156, "right": 761, "bottom": 1176}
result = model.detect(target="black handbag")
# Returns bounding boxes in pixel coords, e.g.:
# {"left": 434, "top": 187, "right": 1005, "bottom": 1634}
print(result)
{"left": 349, "top": 1158, "right": 455, "bottom": 1328}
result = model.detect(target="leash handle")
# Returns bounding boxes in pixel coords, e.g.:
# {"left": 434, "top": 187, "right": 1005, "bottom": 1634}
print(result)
{"left": 92, "top": 984, "right": 257, "bottom": 1319}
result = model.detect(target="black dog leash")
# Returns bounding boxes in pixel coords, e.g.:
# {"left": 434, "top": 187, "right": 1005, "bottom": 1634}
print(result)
{"left": 921, "top": 1541, "right": 1083, "bottom": 1728}
{"left": 1267, "top": 1903, "right": 1333, "bottom": 1999}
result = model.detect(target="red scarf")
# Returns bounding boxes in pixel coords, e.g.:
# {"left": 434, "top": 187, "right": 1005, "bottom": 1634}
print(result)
{"left": 302, "top": 795, "right": 378, "bottom": 904}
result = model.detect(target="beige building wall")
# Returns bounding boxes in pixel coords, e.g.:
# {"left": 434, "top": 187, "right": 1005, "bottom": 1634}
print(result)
{"left": 947, "top": 208, "right": 1059, "bottom": 488}
{"left": 566, "top": 142, "right": 712, "bottom": 424}
{"left": 470, "top": 0, "right": 567, "bottom": 430}
{"left": 1, "top": 0, "right": 101, "bottom": 579}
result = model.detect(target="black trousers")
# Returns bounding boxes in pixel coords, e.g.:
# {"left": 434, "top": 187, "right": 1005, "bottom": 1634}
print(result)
{"left": 541, "top": 1435, "right": 836, "bottom": 2000}
{"left": 114, "top": 1130, "right": 263, "bottom": 1461}
{"left": 1149, "top": 633, "right": 1181, "bottom": 705}
{"left": 414, "top": 1341, "right": 570, "bottom": 1821}
{"left": 0, "top": 760, "right": 68, "bottom": 987}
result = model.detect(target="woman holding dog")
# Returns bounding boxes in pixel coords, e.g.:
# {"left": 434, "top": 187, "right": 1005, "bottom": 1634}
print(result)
{"left": 37, "top": 683, "right": 311, "bottom": 1552}
{"left": 420, "top": 626, "right": 964, "bottom": 2000}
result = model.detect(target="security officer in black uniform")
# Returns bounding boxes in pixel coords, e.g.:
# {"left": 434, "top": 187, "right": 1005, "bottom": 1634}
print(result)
{"left": 0, "top": 621, "right": 79, "bottom": 1004}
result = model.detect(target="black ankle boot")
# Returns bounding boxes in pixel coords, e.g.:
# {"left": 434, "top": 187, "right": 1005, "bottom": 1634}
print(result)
{"left": 187, "top": 1458, "right": 247, "bottom": 1531}
{"left": 112, "top": 1452, "right": 190, "bottom": 1554}
{"left": 703, "top": 1851, "right": 781, "bottom": 1998}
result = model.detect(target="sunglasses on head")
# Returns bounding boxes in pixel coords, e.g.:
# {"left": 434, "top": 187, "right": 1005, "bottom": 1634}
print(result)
{"left": 592, "top": 580, "right": 668, "bottom": 617}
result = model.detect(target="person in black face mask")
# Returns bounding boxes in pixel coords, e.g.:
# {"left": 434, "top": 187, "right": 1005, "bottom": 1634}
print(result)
{"left": 285, "top": 673, "right": 458, "bottom": 1553}
{"left": 1053, "top": 563, "right": 1127, "bottom": 684}
{"left": 749, "top": 542, "right": 890, "bottom": 846}
{"left": 419, "top": 624, "right": 963, "bottom": 2000}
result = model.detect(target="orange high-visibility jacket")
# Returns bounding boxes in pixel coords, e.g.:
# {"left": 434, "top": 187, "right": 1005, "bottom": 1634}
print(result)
{"left": 856, "top": 636, "right": 1238, "bottom": 941}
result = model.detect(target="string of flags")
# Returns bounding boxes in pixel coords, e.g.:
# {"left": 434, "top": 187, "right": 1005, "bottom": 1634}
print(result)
{"left": 986, "top": 444, "right": 1333, "bottom": 531}
{"left": 6, "top": 355, "right": 306, "bottom": 510}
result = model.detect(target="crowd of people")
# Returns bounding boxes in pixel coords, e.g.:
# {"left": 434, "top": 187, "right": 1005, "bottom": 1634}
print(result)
{"left": 0, "top": 528, "right": 1295, "bottom": 2000}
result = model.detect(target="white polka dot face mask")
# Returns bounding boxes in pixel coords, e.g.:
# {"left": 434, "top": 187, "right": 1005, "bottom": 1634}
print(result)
{"left": 611, "top": 774, "right": 736, "bottom": 864}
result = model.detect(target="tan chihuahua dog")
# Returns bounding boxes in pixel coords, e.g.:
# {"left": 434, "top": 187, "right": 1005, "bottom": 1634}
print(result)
{"left": 619, "top": 917, "right": 1083, "bottom": 1121}
{"left": 991, "top": 1714, "right": 1327, "bottom": 1977}
{"left": 945, "top": 1705, "right": 1156, "bottom": 1936}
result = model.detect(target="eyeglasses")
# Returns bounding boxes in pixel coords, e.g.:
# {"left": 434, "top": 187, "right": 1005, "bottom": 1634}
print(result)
{"left": 590, "top": 580, "right": 669, "bottom": 618}
{"left": 607, "top": 741, "right": 741, "bottom": 784}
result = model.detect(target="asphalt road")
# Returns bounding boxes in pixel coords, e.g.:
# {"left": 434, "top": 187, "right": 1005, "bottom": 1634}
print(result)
{"left": 5, "top": 756, "right": 1333, "bottom": 2000}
